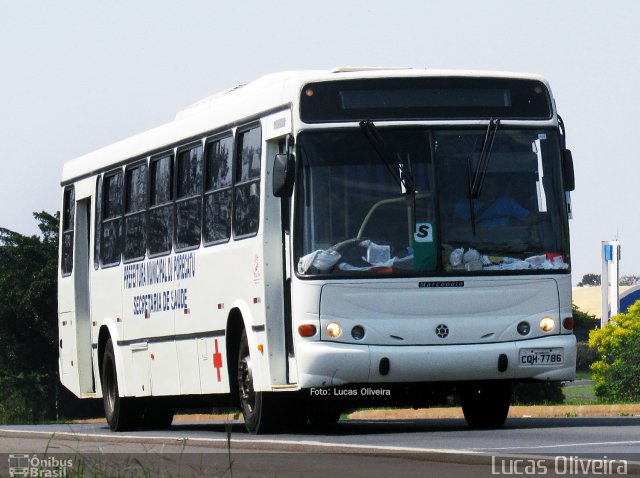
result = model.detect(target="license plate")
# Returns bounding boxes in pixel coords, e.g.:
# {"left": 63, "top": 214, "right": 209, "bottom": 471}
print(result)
{"left": 519, "top": 348, "right": 564, "bottom": 366}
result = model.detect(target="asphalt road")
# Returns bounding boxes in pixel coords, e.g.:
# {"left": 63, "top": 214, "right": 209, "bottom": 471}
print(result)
{"left": 1, "top": 417, "right": 639, "bottom": 477}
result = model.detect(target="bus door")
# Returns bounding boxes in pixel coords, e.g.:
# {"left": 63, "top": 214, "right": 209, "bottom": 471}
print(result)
{"left": 262, "top": 110, "right": 294, "bottom": 386}
{"left": 59, "top": 189, "right": 95, "bottom": 396}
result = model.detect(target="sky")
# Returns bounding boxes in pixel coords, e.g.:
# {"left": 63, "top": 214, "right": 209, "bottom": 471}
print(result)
{"left": 0, "top": 0, "right": 638, "bottom": 285}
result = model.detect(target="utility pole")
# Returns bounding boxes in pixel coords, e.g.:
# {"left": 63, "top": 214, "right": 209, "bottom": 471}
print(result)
{"left": 601, "top": 240, "right": 621, "bottom": 327}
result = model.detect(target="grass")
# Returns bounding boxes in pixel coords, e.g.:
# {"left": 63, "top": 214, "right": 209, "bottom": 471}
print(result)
{"left": 575, "top": 370, "right": 593, "bottom": 380}
{"left": 563, "top": 385, "right": 598, "bottom": 405}
{"left": 562, "top": 369, "right": 601, "bottom": 405}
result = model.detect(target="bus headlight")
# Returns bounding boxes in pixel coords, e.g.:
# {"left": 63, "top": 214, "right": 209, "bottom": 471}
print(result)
{"left": 539, "top": 317, "right": 555, "bottom": 332}
{"left": 326, "top": 322, "right": 342, "bottom": 338}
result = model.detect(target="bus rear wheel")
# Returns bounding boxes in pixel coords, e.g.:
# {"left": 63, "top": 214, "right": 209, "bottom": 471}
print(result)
{"left": 237, "top": 330, "right": 284, "bottom": 434}
{"left": 460, "top": 381, "right": 511, "bottom": 429}
{"left": 101, "top": 338, "right": 142, "bottom": 431}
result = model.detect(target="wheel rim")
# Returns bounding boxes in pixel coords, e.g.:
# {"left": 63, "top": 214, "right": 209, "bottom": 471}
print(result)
{"left": 238, "top": 353, "right": 256, "bottom": 414}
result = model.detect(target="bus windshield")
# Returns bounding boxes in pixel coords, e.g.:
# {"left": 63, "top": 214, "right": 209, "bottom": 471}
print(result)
{"left": 294, "top": 128, "right": 570, "bottom": 277}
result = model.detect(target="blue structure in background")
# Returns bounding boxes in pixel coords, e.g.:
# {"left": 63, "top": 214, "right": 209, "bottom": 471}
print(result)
{"left": 620, "top": 285, "right": 640, "bottom": 314}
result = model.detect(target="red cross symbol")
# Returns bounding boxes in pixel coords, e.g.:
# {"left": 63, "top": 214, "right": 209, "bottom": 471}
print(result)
{"left": 213, "top": 339, "right": 223, "bottom": 382}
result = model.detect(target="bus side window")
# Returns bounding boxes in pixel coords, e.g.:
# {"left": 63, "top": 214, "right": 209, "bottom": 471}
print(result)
{"left": 94, "top": 176, "right": 101, "bottom": 269}
{"left": 149, "top": 154, "right": 174, "bottom": 256}
{"left": 234, "top": 126, "right": 261, "bottom": 238}
{"left": 124, "top": 162, "right": 148, "bottom": 261}
{"left": 204, "top": 135, "right": 233, "bottom": 245}
{"left": 61, "top": 186, "right": 75, "bottom": 276}
{"left": 176, "top": 144, "right": 203, "bottom": 250}
{"left": 102, "top": 171, "right": 123, "bottom": 266}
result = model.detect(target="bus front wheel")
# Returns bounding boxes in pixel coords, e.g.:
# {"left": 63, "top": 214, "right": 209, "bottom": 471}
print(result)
{"left": 237, "top": 330, "right": 284, "bottom": 434}
{"left": 101, "top": 338, "right": 142, "bottom": 431}
{"left": 460, "top": 381, "right": 511, "bottom": 429}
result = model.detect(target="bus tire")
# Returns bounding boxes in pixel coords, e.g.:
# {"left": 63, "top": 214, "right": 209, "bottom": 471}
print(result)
{"left": 101, "top": 338, "right": 142, "bottom": 431}
{"left": 460, "top": 381, "right": 511, "bottom": 429}
{"left": 237, "top": 330, "right": 282, "bottom": 434}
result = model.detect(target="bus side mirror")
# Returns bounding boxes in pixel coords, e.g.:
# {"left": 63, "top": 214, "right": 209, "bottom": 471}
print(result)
{"left": 562, "top": 149, "right": 575, "bottom": 191}
{"left": 273, "top": 153, "right": 295, "bottom": 198}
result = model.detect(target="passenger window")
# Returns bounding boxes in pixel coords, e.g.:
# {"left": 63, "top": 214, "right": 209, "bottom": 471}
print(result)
{"left": 94, "top": 176, "right": 101, "bottom": 269}
{"left": 204, "top": 136, "right": 233, "bottom": 245}
{"left": 61, "top": 186, "right": 75, "bottom": 275}
{"left": 101, "top": 171, "right": 123, "bottom": 266}
{"left": 124, "top": 163, "right": 148, "bottom": 261}
{"left": 234, "top": 126, "right": 261, "bottom": 238}
{"left": 176, "top": 145, "right": 203, "bottom": 250}
{"left": 148, "top": 154, "right": 173, "bottom": 256}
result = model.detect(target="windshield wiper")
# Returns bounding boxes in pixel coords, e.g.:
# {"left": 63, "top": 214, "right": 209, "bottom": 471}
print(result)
{"left": 359, "top": 120, "right": 415, "bottom": 194}
{"left": 360, "top": 120, "right": 418, "bottom": 246}
{"left": 470, "top": 118, "right": 500, "bottom": 198}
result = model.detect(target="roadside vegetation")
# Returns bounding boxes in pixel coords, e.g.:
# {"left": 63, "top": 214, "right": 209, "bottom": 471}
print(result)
{"left": 589, "top": 302, "right": 640, "bottom": 402}
{"left": 572, "top": 271, "right": 640, "bottom": 405}
{"left": 0, "top": 212, "right": 101, "bottom": 424}
{"left": 563, "top": 303, "right": 640, "bottom": 406}
{"left": 562, "top": 305, "right": 601, "bottom": 405}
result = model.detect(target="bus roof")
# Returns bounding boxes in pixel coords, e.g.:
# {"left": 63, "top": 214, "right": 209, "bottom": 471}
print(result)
{"left": 61, "top": 68, "right": 550, "bottom": 184}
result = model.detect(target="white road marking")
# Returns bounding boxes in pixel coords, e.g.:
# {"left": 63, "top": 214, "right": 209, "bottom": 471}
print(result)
{"left": 0, "top": 428, "right": 478, "bottom": 455}
{"left": 472, "top": 440, "right": 640, "bottom": 451}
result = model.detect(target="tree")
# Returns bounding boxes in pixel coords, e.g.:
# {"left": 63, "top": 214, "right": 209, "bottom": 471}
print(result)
{"left": 588, "top": 301, "right": 640, "bottom": 402}
{"left": 619, "top": 275, "right": 640, "bottom": 286}
{"left": 577, "top": 273, "right": 640, "bottom": 287}
{"left": 577, "top": 273, "right": 600, "bottom": 287}
{"left": 0, "top": 212, "right": 105, "bottom": 423}
{"left": 0, "top": 212, "right": 104, "bottom": 424}
{"left": 0, "top": 212, "right": 59, "bottom": 423}
{"left": 572, "top": 305, "right": 599, "bottom": 372}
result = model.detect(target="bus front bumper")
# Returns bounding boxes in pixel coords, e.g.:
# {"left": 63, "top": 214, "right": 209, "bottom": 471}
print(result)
{"left": 294, "top": 334, "right": 576, "bottom": 389}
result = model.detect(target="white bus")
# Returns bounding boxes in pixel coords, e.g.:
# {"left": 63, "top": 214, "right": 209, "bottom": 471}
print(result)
{"left": 58, "top": 68, "right": 577, "bottom": 434}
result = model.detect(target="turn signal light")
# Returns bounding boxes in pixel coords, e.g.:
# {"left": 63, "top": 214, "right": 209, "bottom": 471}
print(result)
{"left": 298, "top": 324, "right": 317, "bottom": 337}
{"left": 562, "top": 317, "right": 574, "bottom": 330}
